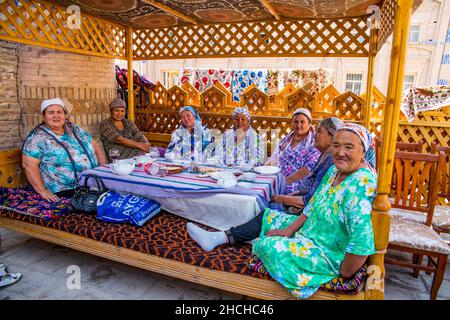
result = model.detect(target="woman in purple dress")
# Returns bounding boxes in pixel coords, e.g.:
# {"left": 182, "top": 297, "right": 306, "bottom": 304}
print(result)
{"left": 266, "top": 108, "right": 321, "bottom": 193}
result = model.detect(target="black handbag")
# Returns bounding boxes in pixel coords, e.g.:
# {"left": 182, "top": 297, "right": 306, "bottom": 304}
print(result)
{"left": 71, "top": 174, "right": 108, "bottom": 213}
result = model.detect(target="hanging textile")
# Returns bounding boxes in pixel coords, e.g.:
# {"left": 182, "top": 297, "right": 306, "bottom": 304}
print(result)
{"left": 179, "top": 69, "right": 195, "bottom": 85}
{"left": 194, "top": 69, "right": 233, "bottom": 92}
{"left": 232, "top": 69, "right": 268, "bottom": 102}
{"left": 298, "top": 69, "right": 335, "bottom": 96}
{"left": 400, "top": 86, "right": 450, "bottom": 122}
{"left": 267, "top": 70, "right": 283, "bottom": 95}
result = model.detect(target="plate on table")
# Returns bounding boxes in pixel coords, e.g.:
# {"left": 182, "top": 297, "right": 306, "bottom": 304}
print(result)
{"left": 253, "top": 166, "right": 281, "bottom": 175}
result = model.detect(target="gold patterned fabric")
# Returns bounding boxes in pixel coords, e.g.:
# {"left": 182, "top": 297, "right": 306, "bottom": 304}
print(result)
{"left": 46, "top": 0, "right": 384, "bottom": 28}
{"left": 389, "top": 218, "right": 450, "bottom": 255}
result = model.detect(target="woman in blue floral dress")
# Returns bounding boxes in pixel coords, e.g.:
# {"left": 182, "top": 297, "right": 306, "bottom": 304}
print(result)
{"left": 253, "top": 123, "right": 377, "bottom": 298}
{"left": 165, "top": 106, "right": 214, "bottom": 162}
{"left": 219, "top": 107, "right": 265, "bottom": 167}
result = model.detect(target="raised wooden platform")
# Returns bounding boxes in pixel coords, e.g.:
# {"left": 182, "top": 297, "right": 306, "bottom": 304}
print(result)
{"left": 0, "top": 215, "right": 365, "bottom": 300}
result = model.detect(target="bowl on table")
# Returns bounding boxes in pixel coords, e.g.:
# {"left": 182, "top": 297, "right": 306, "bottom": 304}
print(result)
{"left": 242, "top": 172, "right": 257, "bottom": 181}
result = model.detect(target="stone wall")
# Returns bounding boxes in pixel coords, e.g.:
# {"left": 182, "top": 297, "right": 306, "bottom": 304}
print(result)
{"left": 0, "top": 40, "right": 117, "bottom": 151}
{"left": 0, "top": 41, "right": 22, "bottom": 150}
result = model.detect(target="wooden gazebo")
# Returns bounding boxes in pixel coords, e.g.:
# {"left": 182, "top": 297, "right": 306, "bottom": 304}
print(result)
{"left": 0, "top": 0, "right": 421, "bottom": 299}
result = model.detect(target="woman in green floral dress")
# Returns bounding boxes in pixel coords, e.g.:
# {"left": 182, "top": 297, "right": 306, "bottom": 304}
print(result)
{"left": 252, "top": 123, "right": 377, "bottom": 298}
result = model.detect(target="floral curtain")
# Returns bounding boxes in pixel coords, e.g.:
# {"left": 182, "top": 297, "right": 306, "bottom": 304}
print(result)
{"left": 232, "top": 69, "right": 268, "bottom": 102}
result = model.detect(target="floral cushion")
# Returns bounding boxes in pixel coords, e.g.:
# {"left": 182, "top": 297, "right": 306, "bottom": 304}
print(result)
{"left": 389, "top": 218, "right": 450, "bottom": 255}
{"left": 245, "top": 254, "right": 367, "bottom": 293}
{"left": 432, "top": 206, "right": 450, "bottom": 231}
{"left": 390, "top": 207, "right": 427, "bottom": 224}
{"left": 0, "top": 187, "right": 72, "bottom": 220}
{"left": 389, "top": 205, "right": 450, "bottom": 232}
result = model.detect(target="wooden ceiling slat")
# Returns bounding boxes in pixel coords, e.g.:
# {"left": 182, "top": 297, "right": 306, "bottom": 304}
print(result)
{"left": 258, "top": 0, "right": 280, "bottom": 20}
{"left": 142, "top": 0, "right": 199, "bottom": 25}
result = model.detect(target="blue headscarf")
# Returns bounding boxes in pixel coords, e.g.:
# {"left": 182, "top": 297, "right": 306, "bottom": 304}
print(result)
{"left": 166, "top": 105, "right": 212, "bottom": 156}
{"left": 179, "top": 106, "right": 202, "bottom": 126}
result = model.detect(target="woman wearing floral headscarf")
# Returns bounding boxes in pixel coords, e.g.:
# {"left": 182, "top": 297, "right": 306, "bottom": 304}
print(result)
{"left": 252, "top": 123, "right": 377, "bottom": 299}
{"left": 266, "top": 108, "right": 321, "bottom": 193}
{"left": 220, "top": 107, "right": 265, "bottom": 166}
{"left": 165, "top": 106, "right": 214, "bottom": 161}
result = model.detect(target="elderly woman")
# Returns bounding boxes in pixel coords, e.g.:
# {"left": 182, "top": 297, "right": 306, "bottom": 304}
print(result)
{"left": 165, "top": 106, "right": 214, "bottom": 161}
{"left": 272, "top": 120, "right": 376, "bottom": 212}
{"left": 220, "top": 107, "right": 265, "bottom": 166}
{"left": 266, "top": 108, "right": 321, "bottom": 193}
{"left": 22, "top": 98, "right": 106, "bottom": 202}
{"left": 252, "top": 123, "right": 377, "bottom": 298}
{"left": 187, "top": 117, "right": 344, "bottom": 251}
{"left": 100, "top": 98, "right": 151, "bottom": 162}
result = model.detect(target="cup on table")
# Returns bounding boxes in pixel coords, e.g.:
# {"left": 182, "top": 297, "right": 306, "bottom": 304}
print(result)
{"left": 149, "top": 146, "right": 159, "bottom": 159}
{"left": 109, "top": 148, "right": 120, "bottom": 164}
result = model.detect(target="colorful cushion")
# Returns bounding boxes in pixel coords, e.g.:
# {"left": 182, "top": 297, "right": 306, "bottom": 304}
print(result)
{"left": 246, "top": 254, "right": 367, "bottom": 293}
{"left": 0, "top": 187, "right": 72, "bottom": 220}
{"left": 390, "top": 218, "right": 450, "bottom": 254}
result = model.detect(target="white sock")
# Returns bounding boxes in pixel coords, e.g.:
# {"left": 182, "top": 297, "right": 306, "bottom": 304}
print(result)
{"left": 186, "top": 222, "right": 229, "bottom": 252}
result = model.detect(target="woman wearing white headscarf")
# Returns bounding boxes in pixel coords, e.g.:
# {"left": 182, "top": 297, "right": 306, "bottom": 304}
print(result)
{"left": 165, "top": 106, "right": 214, "bottom": 161}
{"left": 220, "top": 107, "right": 265, "bottom": 167}
{"left": 22, "top": 98, "right": 106, "bottom": 201}
{"left": 266, "top": 108, "right": 321, "bottom": 193}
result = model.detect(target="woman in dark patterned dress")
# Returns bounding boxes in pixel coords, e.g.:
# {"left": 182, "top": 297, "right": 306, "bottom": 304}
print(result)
{"left": 100, "top": 98, "right": 151, "bottom": 162}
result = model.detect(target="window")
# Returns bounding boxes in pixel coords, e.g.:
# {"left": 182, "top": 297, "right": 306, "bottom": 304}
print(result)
{"left": 442, "top": 53, "right": 450, "bottom": 65}
{"left": 437, "top": 79, "right": 448, "bottom": 86}
{"left": 403, "top": 75, "right": 415, "bottom": 92}
{"left": 446, "top": 29, "right": 450, "bottom": 43}
{"left": 161, "top": 70, "right": 180, "bottom": 88}
{"left": 408, "top": 25, "right": 420, "bottom": 43}
{"left": 345, "top": 73, "right": 363, "bottom": 95}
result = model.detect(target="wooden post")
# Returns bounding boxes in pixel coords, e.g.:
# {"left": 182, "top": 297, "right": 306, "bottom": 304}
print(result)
{"left": 366, "top": 0, "right": 414, "bottom": 300}
{"left": 363, "top": 27, "right": 378, "bottom": 129}
{"left": 126, "top": 26, "right": 135, "bottom": 121}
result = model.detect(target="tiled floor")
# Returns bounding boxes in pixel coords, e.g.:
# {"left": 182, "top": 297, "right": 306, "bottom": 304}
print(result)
{"left": 0, "top": 228, "right": 448, "bottom": 300}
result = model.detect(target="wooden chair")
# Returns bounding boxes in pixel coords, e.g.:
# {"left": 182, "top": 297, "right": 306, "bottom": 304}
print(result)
{"left": 373, "top": 137, "right": 424, "bottom": 172}
{"left": 386, "top": 151, "right": 449, "bottom": 300}
{"left": 430, "top": 142, "right": 450, "bottom": 235}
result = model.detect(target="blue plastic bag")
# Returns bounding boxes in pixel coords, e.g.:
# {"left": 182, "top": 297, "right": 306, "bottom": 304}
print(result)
{"left": 96, "top": 191, "right": 161, "bottom": 226}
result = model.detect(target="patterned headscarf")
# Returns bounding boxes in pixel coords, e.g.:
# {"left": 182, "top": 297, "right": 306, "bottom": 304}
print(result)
{"left": 336, "top": 123, "right": 373, "bottom": 152}
{"left": 318, "top": 117, "right": 344, "bottom": 136}
{"left": 109, "top": 98, "right": 126, "bottom": 110}
{"left": 232, "top": 107, "right": 251, "bottom": 121}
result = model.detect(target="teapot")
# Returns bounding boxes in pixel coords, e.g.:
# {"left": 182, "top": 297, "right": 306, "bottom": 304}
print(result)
{"left": 111, "top": 160, "right": 135, "bottom": 176}
{"left": 217, "top": 174, "right": 237, "bottom": 188}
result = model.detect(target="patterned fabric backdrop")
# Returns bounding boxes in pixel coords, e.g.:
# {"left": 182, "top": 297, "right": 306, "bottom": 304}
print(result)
{"left": 179, "top": 68, "right": 334, "bottom": 101}
{"left": 232, "top": 69, "right": 268, "bottom": 102}
{"left": 400, "top": 86, "right": 450, "bottom": 122}
{"left": 267, "top": 69, "right": 334, "bottom": 96}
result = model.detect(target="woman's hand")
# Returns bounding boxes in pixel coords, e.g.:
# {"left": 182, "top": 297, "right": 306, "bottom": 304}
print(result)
{"left": 39, "top": 189, "right": 60, "bottom": 202}
{"left": 266, "top": 227, "right": 294, "bottom": 238}
{"left": 138, "top": 142, "right": 152, "bottom": 152}
{"left": 271, "top": 195, "right": 284, "bottom": 203}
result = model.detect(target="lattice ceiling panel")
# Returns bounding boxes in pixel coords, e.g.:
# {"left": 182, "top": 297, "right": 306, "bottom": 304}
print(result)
{"left": 0, "top": 0, "right": 126, "bottom": 58}
{"left": 133, "top": 18, "right": 370, "bottom": 60}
